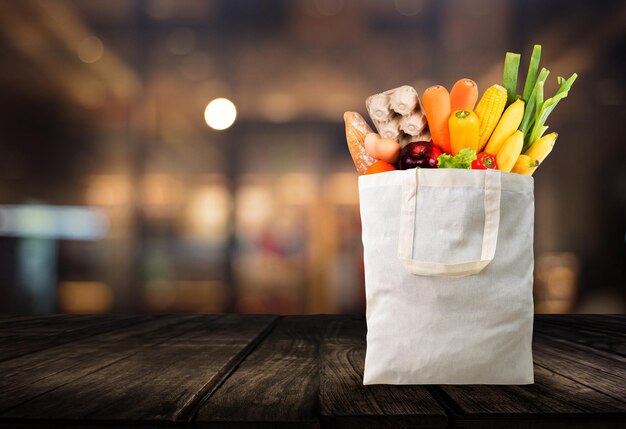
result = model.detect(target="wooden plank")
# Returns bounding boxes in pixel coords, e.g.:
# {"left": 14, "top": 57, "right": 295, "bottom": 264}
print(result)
{"left": 438, "top": 317, "right": 626, "bottom": 429}
{"left": 1, "top": 314, "right": 277, "bottom": 426}
{"left": 194, "top": 315, "right": 328, "bottom": 429}
{"left": 0, "top": 315, "right": 153, "bottom": 362}
{"left": 0, "top": 315, "right": 197, "bottom": 413}
{"left": 319, "top": 316, "right": 448, "bottom": 429}
{"left": 532, "top": 335, "right": 626, "bottom": 404}
{"left": 0, "top": 314, "right": 106, "bottom": 331}
{"left": 537, "top": 315, "right": 626, "bottom": 337}
{"left": 534, "top": 318, "right": 626, "bottom": 357}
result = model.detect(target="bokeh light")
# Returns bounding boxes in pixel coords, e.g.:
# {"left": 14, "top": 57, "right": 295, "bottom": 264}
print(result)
{"left": 204, "top": 97, "right": 237, "bottom": 130}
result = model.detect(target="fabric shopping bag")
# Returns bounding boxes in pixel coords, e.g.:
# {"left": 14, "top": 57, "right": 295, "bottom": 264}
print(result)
{"left": 360, "top": 168, "right": 534, "bottom": 385}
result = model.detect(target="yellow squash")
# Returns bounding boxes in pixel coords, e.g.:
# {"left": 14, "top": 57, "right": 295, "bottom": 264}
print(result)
{"left": 496, "top": 130, "right": 524, "bottom": 172}
{"left": 512, "top": 154, "right": 539, "bottom": 176}
{"left": 484, "top": 99, "right": 525, "bottom": 155}
{"left": 525, "top": 132, "right": 558, "bottom": 165}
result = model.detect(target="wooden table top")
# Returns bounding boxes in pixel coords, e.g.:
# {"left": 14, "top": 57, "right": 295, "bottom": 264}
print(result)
{"left": 0, "top": 314, "right": 623, "bottom": 428}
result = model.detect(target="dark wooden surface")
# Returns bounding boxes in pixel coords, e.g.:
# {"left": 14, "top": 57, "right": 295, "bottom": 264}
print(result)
{"left": 0, "top": 315, "right": 623, "bottom": 428}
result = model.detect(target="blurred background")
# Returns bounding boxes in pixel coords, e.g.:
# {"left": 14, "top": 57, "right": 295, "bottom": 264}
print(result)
{"left": 0, "top": 0, "right": 624, "bottom": 315}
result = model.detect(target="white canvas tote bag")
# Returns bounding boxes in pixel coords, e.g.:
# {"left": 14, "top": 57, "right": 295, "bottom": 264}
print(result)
{"left": 360, "top": 168, "right": 534, "bottom": 385}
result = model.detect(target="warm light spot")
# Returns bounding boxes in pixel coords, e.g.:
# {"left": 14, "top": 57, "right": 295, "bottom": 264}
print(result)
{"left": 276, "top": 174, "right": 316, "bottom": 205}
{"left": 59, "top": 282, "right": 113, "bottom": 313}
{"left": 204, "top": 98, "right": 237, "bottom": 130}
{"left": 325, "top": 173, "right": 359, "bottom": 205}
{"left": 260, "top": 93, "right": 297, "bottom": 123}
{"left": 77, "top": 36, "right": 104, "bottom": 63}
{"left": 184, "top": 184, "right": 231, "bottom": 241}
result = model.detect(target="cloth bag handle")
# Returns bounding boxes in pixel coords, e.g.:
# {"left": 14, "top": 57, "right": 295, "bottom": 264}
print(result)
{"left": 398, "top": 169, "right": 502, "bottom": 277}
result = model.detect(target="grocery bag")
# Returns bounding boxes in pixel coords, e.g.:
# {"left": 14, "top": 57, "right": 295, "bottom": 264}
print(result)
{"left": 360, "top": 168, "right": 534, "bottom": 385}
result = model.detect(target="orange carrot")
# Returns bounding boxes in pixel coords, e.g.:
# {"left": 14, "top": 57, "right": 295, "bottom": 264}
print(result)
{"left": 450, "top": 78, "right": 478, "bottom": 112}
{"left": 422, "top": 85, "right": 452, "bottom": 154}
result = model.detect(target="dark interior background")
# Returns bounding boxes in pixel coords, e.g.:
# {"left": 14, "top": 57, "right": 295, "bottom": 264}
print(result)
{"left": 0, "top": 0, "right": 624, "bottom": 314}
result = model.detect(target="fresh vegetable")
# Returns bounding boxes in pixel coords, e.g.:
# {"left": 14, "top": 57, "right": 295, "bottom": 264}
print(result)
{"left": 495, "top": 130, "right": 524, "bottom": 172}
{"left": 365, "top": 160, "right": 397, "bottom": 175}
{"left": 484, "top": 99, "right": 525, "bottom": 155}
{"left": 343, "top": 112, "right": 377, "bottom": 175}
{"left": 522, "top": 45, "right": 542, "bottom": 102}
{"left": 527, "top": 74, "right": 577, "bottom": 149}
{"left": 399, "top": 141, "right": 442, "bottom": 169}
{"left": 511, "top": 154, "right": 538, "bottom": 176}
{"left": 450, "top": 79, "right": 478, "bottom": 112}
{"left": 437, "top": 148, "right": 477, "bottom": 169}
{"left": 502, "top": 52, "right": 521, "bottom": 106}
{"left": 525, "top": 132, "right": 558, "bottom": 167}
{"left": 519, "top": 67, "right": 549, "bottom": 140}
{"left": 471, "top": 152, "right": 498, "bottom": 170}
{"left": 346, "top": 44, "right": 576, "bottom": 178}
{"left": 449, "top": 110, "right": 479, "bottom": 155}
{"left": 422, "top": 85, "right": 452, "bottom": 154}
{"left": 475, "top": 84, "right": 508, "bottom": 150}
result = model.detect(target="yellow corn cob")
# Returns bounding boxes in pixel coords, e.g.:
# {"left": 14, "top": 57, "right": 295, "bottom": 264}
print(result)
{"left": 475, "top": 84, "right": 508, "bottom": 151}
{"left": 496, "top": 130, "right": 524, "bottom": 172}
{"left": 512, "top": 154, "right": 539, "bottom": 176}
{"left": 484, "top": 99, "right": 525, "bottom": 155}
{"left": 525, "top": 132, "right": 558, "bottom": 166}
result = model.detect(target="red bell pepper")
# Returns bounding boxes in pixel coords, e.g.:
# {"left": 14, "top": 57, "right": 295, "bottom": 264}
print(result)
{"left": 472, "top": 152, "right": 498, "bottom": 170}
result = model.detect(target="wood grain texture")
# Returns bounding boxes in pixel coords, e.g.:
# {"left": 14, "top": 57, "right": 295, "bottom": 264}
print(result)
{"left": 1, "top": 314, "right": 276, "bottom": 426}
{"left": 0, "top": 315, "right": 196, "bottom": 413}
{"left": 437, "top": 316, "right": 626, "bottom": 427}
{"left": 0, "top": 315, "right": 152, "bottom": 362}
{"left": 0, "top": 314, "right": 623, "bottom": 429}
{"left": 534, "top": 317, "right": 626, "bottom": 357}
{"left": 194, "top": 315, "right": 331, "bottom": 429}
{"left": 319, "top": 316, "right": 448, "bottom": 429}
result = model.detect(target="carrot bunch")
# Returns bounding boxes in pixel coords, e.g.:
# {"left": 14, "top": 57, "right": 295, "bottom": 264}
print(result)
{"left": 422, "top": 78, "right": 478, "bottom": 155}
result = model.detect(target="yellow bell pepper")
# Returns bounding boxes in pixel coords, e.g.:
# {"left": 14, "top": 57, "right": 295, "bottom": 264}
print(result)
{"left": 448, "top": 110, "right": 479, "bottom": 155}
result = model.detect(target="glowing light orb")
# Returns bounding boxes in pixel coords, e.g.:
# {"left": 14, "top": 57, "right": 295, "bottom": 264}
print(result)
{"left": 204, "top": 98, "right": 237, "bottom": 130}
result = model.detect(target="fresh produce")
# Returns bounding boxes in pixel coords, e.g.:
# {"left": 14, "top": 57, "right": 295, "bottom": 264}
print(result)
{"left": 519, "top": 67, "right": 549, "bottom": 142}
{"left": 365, "top": 160, "right": 397, "bottom": 175}
{"left": 527, "top": 74, "right": 576, "bottom": 149}
{"left": 522, "top": 45, "right": 542, "bottom": 102}
{"left": 437, "top": 148, "right": 477, "bottom": 169}
{"left": 422, "top": 85, "right": 452, "bottom": 154}
{"left": 484, "top": 99, "right": 525, "bottom": 155}
{"left": 344, "top": 44, "right": 576, "bottom": 178}
{"left": 449, "top": 110, "right": 479, "bottom": 155}
{"left": 495, "top": 130, "right": 524, "bottom": 172}
{"left": 525, "top": 132, "right": 558, "bottom": 166}
{"left": 399, "top": 141, "right": 442, "bottom": 169}
{"left": 450, "top": 79, "right": 478, "bottom": 112}
{"left": 512, "top": 155, "right": 538, "bottom": 176}
{"left": 475, "top": 84, "right": 507, "bottom": 150}
{"left": 364, "top": 133, "right": 402, "bottom": 163}
{"left": 502, "top": 52, "right": 521, "bottom": 106}
{"left": 344, "top": 112, "right": 376, "bottom": 175}
{"left": 471, "top": 152, "right": 498, "bottom": 170}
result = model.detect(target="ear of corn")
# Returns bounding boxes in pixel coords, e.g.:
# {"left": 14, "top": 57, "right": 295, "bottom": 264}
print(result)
{"left": 475, "top": 84, "right": 507, "bottom": 151}
{"left": 512, "top": 154, "right": 539, "bottom": 176}
{"left": 525, "top": 132, "right": 558, "bottom": 167}
{"left": 484, "top": 99, "right": 525, "bottom": 155}
{"left": 495, "top": 130, "right": 524, "bottom": 172}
